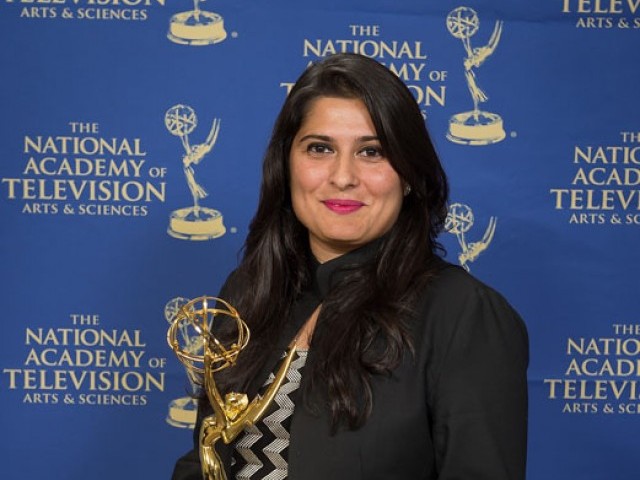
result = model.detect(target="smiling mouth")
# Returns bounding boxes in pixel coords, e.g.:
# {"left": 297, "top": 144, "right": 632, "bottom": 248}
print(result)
{"left": 322, "top": 199, "right": 365, "bottom": 214}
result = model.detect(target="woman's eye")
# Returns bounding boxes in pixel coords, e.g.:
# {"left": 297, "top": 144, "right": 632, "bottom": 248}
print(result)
{"left": 307, "top": 143, "right": 333, "bottom": 155}
{"left": 359, "top": 146, "right": 384, "bottom": 158}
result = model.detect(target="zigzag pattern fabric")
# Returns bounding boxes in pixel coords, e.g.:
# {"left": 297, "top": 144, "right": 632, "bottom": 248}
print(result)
{"left": 232, "top": 350, "right": 308, "bottom": 479}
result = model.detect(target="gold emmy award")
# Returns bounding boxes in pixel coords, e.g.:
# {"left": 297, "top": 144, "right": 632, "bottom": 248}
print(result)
{"left": 445, "top": 203, "right": 497, "bottom": 271}
{"left": 167, "top": 297, "right": 297, "bottom": 480}
{"left": 165, "top": 104, "right": 226, "bottom": 241}
{"left": 446, "top": 7, "right": 506, "bottom": 145}
{"left": 168, "top": 0, "right": 227, "bottom": 46}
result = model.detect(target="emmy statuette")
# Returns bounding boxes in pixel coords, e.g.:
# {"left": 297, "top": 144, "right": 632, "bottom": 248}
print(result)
{"left": 446, "top": 7, "right": 506, "bottom": 145}
{"left": 445, "top": 203, "right": 497, "bottom": 271}
{"left": 167, "top": 297, "right": 297, "bottom": 480}
{"left": 165, "top": 104, "right": 226, "bottom": 241}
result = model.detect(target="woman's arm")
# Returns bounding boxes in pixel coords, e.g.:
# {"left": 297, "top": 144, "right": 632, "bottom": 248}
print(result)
{"left": 428, "top": 275, "right": 529, "bottom": 479}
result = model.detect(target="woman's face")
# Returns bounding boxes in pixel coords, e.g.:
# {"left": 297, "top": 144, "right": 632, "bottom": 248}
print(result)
{"left": 289, "top": 96, "right": 404, "bottom": 263}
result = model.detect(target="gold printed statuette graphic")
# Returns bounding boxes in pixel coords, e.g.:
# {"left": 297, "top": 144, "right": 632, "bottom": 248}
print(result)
{"left": 165, "top": 297, "right": 201, "bottom": 428}
{"left": 168, "top": 0, "right": 227, "bottom": 46}
{"left": 446, "top": 7, "right": 506, "bottom": 145}
{"left": 167, "top": 297, "right": 297, "bottom": 480}
{"left": 165, "top": 104, "right": 226, "bottom": 240}
{"left": 445, "top": 203, "right": 497, "bottom": 271}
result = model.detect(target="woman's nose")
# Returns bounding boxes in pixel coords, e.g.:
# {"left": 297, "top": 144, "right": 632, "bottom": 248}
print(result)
{"left": 328, "top": 152, "right": 358, "bottom": 190}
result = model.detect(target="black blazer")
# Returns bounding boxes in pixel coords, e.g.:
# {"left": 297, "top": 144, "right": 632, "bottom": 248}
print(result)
{"left": 172, "top": 261, "right": 528, "bottom": 480}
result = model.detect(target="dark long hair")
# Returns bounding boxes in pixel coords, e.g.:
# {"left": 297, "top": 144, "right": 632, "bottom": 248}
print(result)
{"left": 227, "top": 53, "right": 448, "bottom": 431}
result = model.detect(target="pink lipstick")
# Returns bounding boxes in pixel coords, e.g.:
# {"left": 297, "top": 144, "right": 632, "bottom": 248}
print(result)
{"left": 322, "top": 199, "right": 365, "bottom": 214}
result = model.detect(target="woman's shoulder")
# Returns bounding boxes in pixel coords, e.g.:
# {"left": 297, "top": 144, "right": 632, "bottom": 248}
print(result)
{"left": 420, "top": 258, "right": 516, "bottom": 310}
{"left": 413, "top": 259, "right": 529, "bottom": 386}
{"left": 413, "top": 258, "right": 528, "bottom": 345}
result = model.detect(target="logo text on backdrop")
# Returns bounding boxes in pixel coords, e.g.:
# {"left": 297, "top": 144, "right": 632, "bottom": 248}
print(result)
{"left": 1, "top": 121, "right": 166, "bottom": 217}
{"left": 545, "top": 323, "right": 640, "bottom": 415}
{"left": 5, "top": 0, "right": 165, "bottom": 21}
{"left": 549, "top": 131, "right": 640, "bottom": 226}
{"left": 2, "top": 313, "right": 166, "bottom": 406}
{"left": 561, "top": 0, "right": 640, "bottom": 28}
{"left": 280, "top": 24, "right": 449, "bottom": 120}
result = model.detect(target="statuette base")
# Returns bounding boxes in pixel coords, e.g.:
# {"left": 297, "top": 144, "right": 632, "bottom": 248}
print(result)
{"left": 168, "top": 11, "right": 227, "bottom": 46}
{"left": 166, "top": 397, "right": 198, "bottom": 428}
{"left": 447, "top": 110, "right": 506, "bottom": 146}
{"left": 168, "top": 207, "right": 226, "bottom": 240}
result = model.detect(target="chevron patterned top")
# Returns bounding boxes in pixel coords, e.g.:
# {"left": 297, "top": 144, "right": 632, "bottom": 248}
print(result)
{"left": 231, "top": 350, "right": 308, "bottom": 480}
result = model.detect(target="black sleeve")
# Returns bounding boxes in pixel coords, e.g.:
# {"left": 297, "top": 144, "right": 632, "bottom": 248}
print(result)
{"left": 428, "top": 277, "right": 529, "bottom": 480}
{"left": 171, "top": 450, "right": 201, "bottom": 480}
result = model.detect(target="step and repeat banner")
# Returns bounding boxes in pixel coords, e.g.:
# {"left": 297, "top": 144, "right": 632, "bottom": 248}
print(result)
{"left": 1, "top": 0, "right": 638, "bottom": 478}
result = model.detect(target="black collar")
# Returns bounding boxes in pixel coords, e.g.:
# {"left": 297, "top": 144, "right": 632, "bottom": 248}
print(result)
{"left": 311, "top": 238, "right": 384, "bottom": 300}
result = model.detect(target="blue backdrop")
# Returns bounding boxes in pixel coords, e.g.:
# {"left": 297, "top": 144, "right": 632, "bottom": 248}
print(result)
{"left": 2, "top": 0, "right": 639, "bottom": 478}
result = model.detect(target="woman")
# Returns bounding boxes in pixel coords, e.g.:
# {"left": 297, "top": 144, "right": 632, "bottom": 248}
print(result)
{"left": 172, "top": 53, "right": 528, "bottom": 480}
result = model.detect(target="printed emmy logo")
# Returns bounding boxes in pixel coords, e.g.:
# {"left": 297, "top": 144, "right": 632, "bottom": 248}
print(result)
{"left": 446, "top": 7, "right": 505, "bottom": 145}
{"left": 165, "top": 297, "right": 200, "bottom": 429}
{"left": 165, "top": 104, "right": 226, "bottom": 240}
{"left": 445, "top": 203, "right": 497, "bottom": 271}
{"left": 168, "top": 0, "right": 227, "bottom": 45}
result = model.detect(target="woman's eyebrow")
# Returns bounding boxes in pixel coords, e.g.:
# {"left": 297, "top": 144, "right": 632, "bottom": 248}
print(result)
{"left": 297, "top": 134, "right": 380, "bottom": 142}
